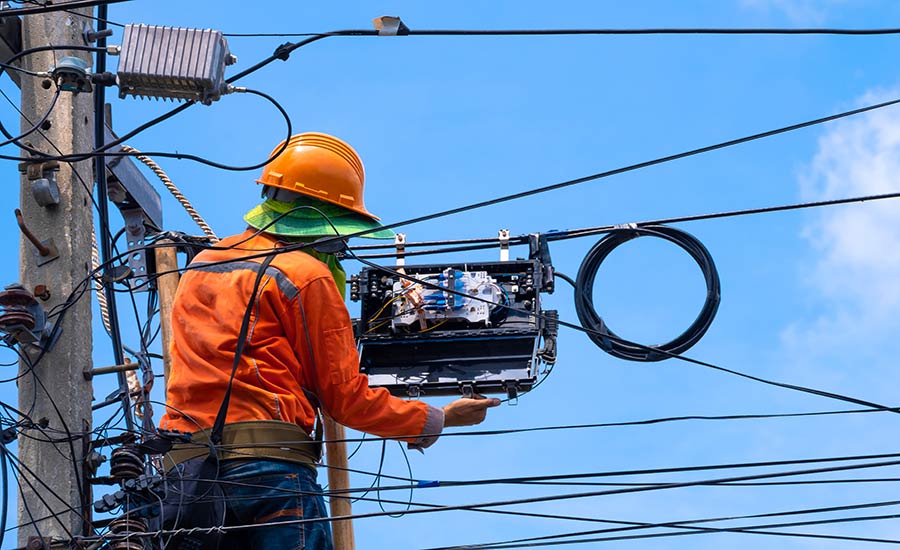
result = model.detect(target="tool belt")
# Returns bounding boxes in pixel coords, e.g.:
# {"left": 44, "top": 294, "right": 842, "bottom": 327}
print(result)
{"left": 164, "top": 420, "right": 322, "bottom": 469}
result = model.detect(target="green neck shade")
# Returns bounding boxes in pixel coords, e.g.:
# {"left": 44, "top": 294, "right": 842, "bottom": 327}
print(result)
{"left": 311, "top": 250, "right": 347, "bottom": 300}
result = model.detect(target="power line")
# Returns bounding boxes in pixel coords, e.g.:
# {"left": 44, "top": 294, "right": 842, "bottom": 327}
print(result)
{"left": 81, "top": 455, "right": 900, "bottom": 542}
{"left": 363, "top": 96, "right": 900, "bottom": 239}
{"left": 431, "top": 515, "right": 900, "bottom": 549}
{"left": 77, "top": 214, "right": 900, "bottom": 426}
{"left": 224, "top": 26, "right": 900, "bottom": 38}
{"left": 15, "top": 14, "right": 900, "bottom": 550}
{"left": 346, "top": 247, "right": 900, "bottom": 416}
{"left": 0, "top": 0, "right": 130, "bottom": 17}
{"left": 193, "top": 407, "right": 891, "bottom": 447}
{"left": 350, "top": 189, "right": 900, "bottom": 254}
{"left": 426, "top": 497, "right": 900, "bottom": 550}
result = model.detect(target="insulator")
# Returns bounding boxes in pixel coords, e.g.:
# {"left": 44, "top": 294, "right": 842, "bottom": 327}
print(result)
{"left": 0, "top": 286, "right": 36, "bottom": 307}
{"left": 108, "top": 516, "right": 147, "bottom": 550}
{"left": 0, "top": 308, "right": 35, "bottom": 330}
{"left": 110, "top": 445, "right": 145, "bottom": 481}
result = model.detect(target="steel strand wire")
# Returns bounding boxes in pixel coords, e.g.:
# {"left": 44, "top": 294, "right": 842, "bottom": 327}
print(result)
{"left": 119, "top": 145, "right": 219, "bottom": 241}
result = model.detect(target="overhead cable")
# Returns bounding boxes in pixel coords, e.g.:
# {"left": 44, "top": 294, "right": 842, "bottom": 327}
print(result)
{"left": 350, "top": 190, "right": 900, "bottom": 254}
{"left": 6, "top": 87, "right": 294, "bottom": 170}
{"left": 364, "top": 97, "right": 900, "bottom": 239}
{"left": 347, "top": 249, "right": 900, "bottom": 415}
{"left": 224, "top": 26, "right": 900, "bottom": 38}
{"left": 426, "top": 498, "right": 900, "bottom": 550}
{"left": 80, "top": 455, "right": 900, "bottom": 542}
{"left": 0, "top": 0, "right": 130, "bottom": 17}
{"left": 92, "top": 3, "right": 134, "bottom": 435}
{"left": 431, "top": 514, "right": 900, "bottom": 549}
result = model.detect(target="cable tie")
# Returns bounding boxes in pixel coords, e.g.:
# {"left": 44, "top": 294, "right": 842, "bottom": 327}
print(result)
{"left": 417, "top": 480, "right": 440, "bottom": 488}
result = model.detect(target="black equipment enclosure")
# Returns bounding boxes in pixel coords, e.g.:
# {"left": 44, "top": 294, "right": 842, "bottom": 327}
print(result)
{"left": 354, "top": 251, "right": 555, "bottom": 400}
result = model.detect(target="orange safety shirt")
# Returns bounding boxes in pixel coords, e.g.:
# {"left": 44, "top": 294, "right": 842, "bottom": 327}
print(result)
{"left": 159, "top": 230, "right": 443, "bottom": 449}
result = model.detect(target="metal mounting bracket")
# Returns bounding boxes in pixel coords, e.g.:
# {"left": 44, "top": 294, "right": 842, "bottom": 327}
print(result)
{"left": 103, "top": 120, "right": 162, "bottom": 229}
{"left": 504, "top": 382, "right": 519, "bottom": 405}
{"left": 460, "top": 383, "right": 475, "bottom": 399}
{"left": 499, "top": 229, "right": 510, "bottom": 262}
{"left": 19, "top": 160, "right": 61, "bottom": 208}
{"left": 122, "top": 208, "right": 148, "bottom": 290}
{"left": 394, "top": 233, "right": 406, "bottom": 267}
{"left": 0, "top": 10, "right": 21, "bottom": 88}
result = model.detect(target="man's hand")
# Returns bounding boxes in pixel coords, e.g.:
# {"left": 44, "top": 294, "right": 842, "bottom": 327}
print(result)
{"left": 443, "top": 395, "right": 502, "bottom": 427}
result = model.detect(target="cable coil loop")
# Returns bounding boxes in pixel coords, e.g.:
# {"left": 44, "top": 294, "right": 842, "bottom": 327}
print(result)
{"left": 574, "top": 224, "right": 720, "bottom": 361}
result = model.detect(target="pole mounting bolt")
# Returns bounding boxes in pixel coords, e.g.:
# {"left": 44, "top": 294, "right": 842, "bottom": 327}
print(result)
{"left": 32, "top": 285, "right": 50, "bottom": 301}
{"left": 15, "top": 209, "right": 58, "bottom": 264}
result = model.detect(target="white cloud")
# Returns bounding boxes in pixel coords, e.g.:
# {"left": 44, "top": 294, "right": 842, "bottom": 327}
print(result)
{"left": 783, "top": 88, "right": 900, "bottom": 356}
{"left": 740, "top": 0, "right": 847, "bottom": 25}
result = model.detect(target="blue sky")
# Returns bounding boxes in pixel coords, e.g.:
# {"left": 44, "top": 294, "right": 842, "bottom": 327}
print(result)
{"left": 5, "top": 0, "right": 900, "bottom": 548}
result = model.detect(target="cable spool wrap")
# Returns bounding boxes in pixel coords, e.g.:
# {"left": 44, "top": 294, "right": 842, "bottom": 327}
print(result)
{"left": 574, "top": 224, "right": 720, "bottom": 361}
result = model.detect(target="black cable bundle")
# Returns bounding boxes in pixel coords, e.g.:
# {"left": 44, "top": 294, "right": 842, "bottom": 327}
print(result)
{"left": 574, "top": 225, "right": 720, "bottom": 361}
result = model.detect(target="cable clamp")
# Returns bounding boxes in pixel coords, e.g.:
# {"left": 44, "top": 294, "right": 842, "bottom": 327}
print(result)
{"left": 373, "top": 15, "right": 410, "bottom": 36}
{"left": 613, "top": 222, "right": 638, "bottom": 230}
{"left": 274, "top": 41, "right": 294, "bottom": 61}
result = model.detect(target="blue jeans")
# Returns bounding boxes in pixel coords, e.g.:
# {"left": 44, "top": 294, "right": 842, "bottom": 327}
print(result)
{"left": 218, "top": 459, "right": 333, "bottom": 550}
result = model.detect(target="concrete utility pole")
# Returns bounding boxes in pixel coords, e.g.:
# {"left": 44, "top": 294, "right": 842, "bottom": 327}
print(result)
{"left": 17, "top": 6, "right": 95, "bottom": 546}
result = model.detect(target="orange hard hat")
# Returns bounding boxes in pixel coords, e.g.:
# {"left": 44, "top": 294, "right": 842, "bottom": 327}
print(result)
{"left": 256, "top": 132, "right": 378, "bottom": 220}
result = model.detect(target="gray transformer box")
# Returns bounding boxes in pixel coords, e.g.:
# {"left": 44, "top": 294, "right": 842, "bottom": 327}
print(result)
{"left": 116, "top": 24, "right": 234, "bottom": 105}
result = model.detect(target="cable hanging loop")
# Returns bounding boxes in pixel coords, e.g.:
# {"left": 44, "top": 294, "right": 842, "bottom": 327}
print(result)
{"left": 574, "top": 224, "right": 721, "bottom": 361}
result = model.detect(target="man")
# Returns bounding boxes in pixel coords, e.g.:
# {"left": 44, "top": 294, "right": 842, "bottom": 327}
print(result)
{"left": 159, "top": 132, "right": 500, "bottom": 548}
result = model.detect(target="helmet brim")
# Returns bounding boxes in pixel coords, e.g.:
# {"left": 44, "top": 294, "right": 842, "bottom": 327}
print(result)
{"left": 244, "top": 198, "right": 395, "bottom": 240}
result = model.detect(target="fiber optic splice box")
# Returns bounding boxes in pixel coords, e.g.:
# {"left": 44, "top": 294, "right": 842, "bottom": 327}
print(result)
{"left": 352, "top": 240, "right": 557, "bottom": 399}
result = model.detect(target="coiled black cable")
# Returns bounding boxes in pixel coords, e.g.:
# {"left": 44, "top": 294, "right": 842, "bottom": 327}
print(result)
{"left": 574, "top": 225, "right": 721, "bottom": 361}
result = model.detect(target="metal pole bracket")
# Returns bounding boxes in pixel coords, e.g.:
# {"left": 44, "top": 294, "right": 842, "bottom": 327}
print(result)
{"left": 394, "top": 233, "right": 406, "bottom": 267}
{"left": 499, "top": 229, "right": 510, "bottom": 261}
